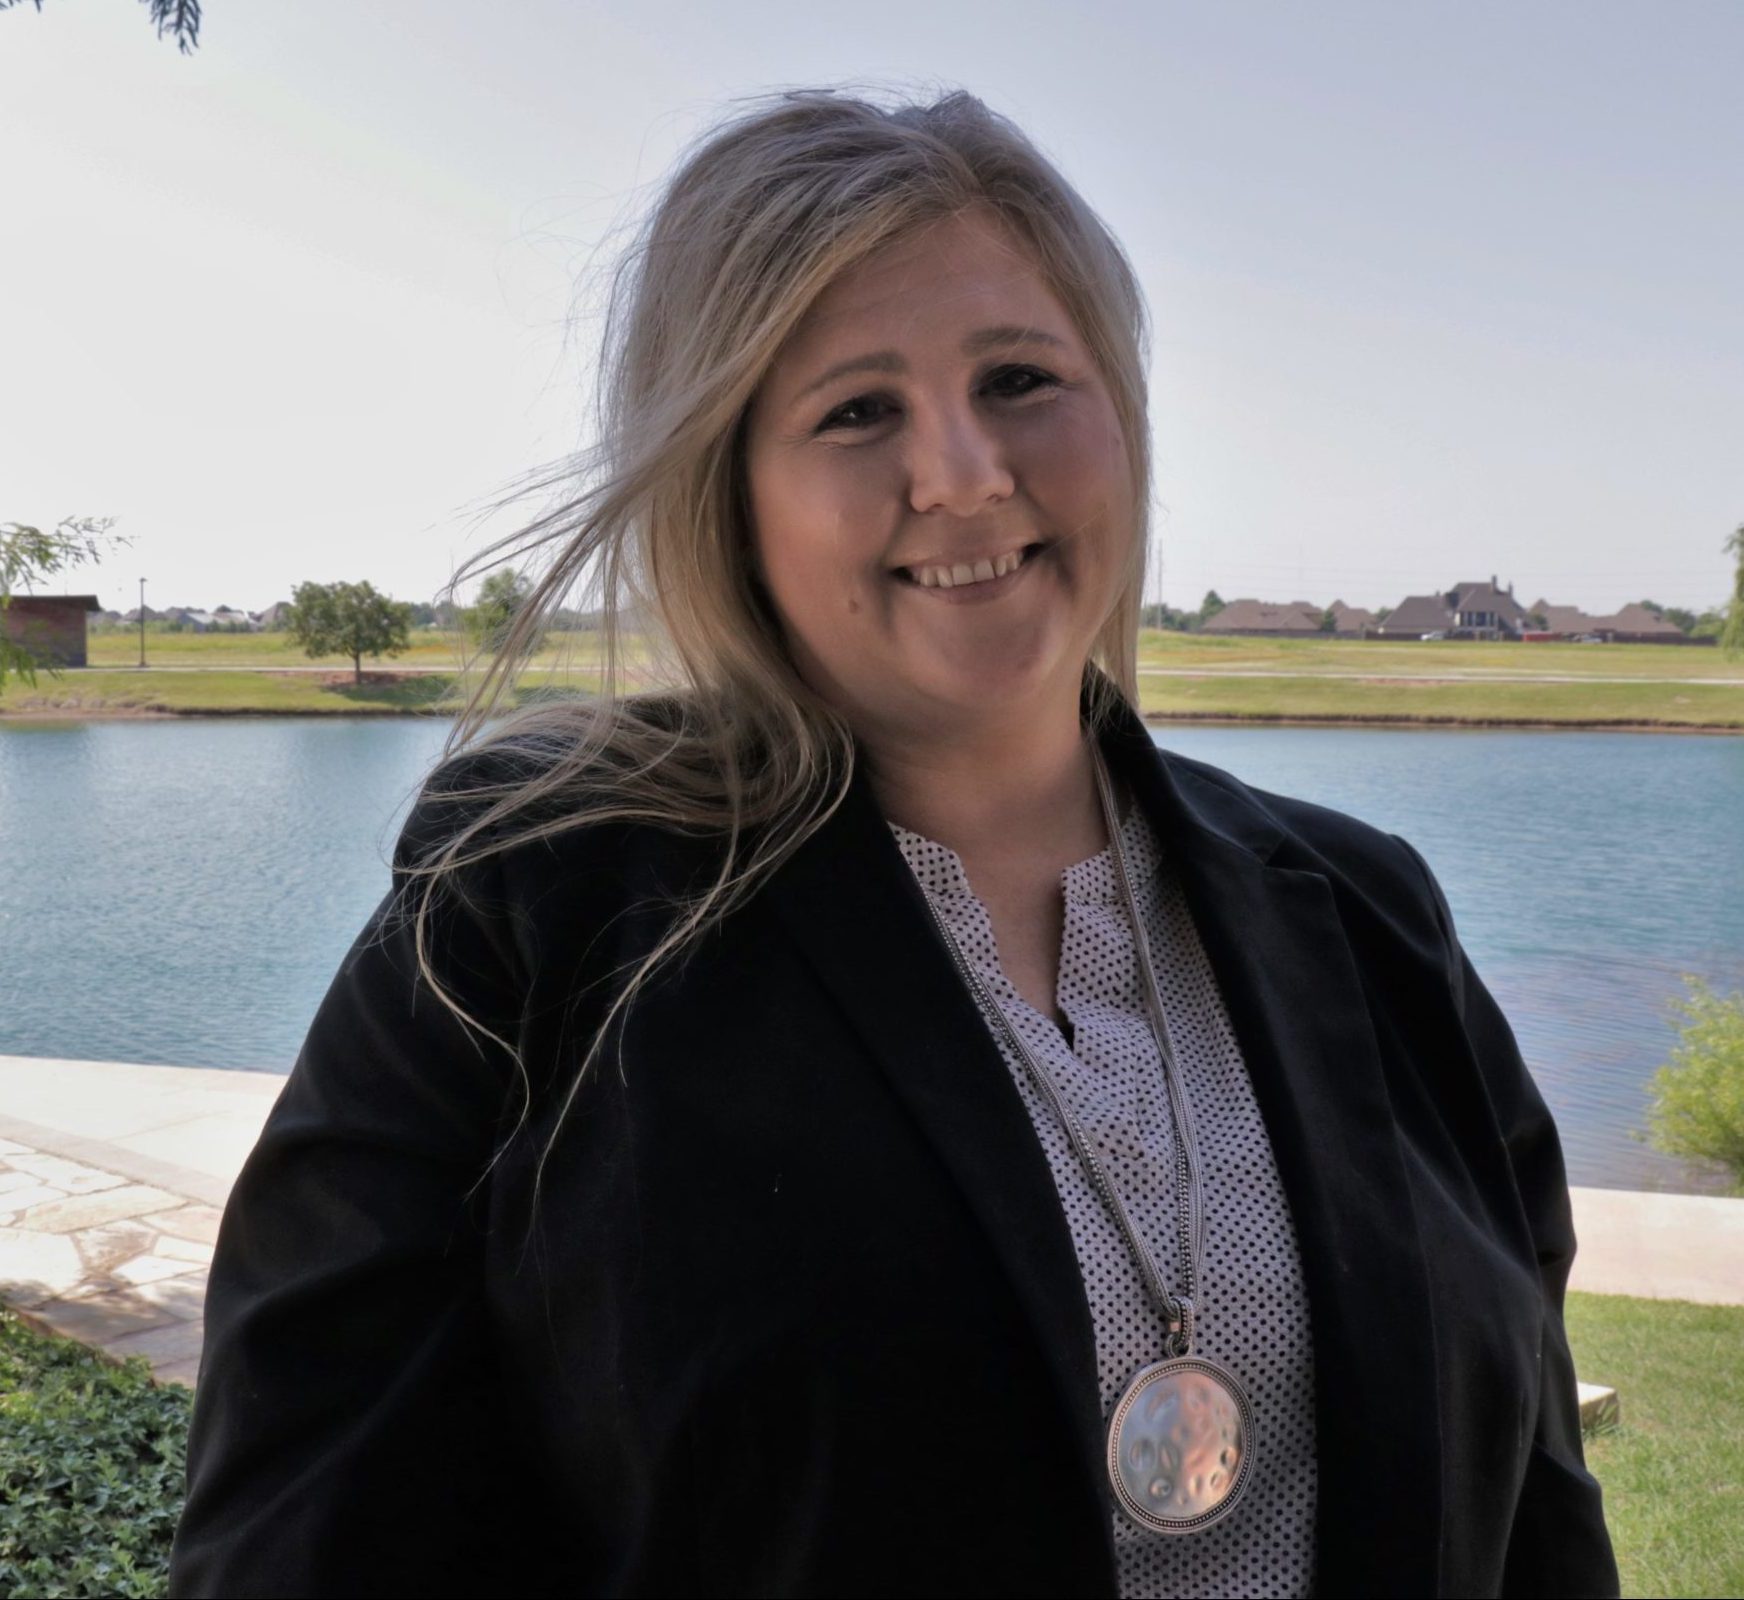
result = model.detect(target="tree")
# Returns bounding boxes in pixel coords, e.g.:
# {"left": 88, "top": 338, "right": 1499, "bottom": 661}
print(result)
{"left": 1198, "top": 590, "right": 1226, "bottom": 627}
{"left": 1722, "top": 524, "right": 1744, "bottom": 661}
{"left": 465, "top": 568, "right": 541, "bottom": 651}
{"left": 0, "top": 515, "right": 126, "bottom": 687}
{"left": 1, "top": 0, "right": 201, "bottom": 52}
{"left": 1647, "top": 976, "right": 1744, "bottom": 1194}
{"left": 285, "top": 580, "right": 413, "bottom": 685}
{"left": 1140, "top": 601, "right": 1198, "bottom": 633}
{"left": 1317, "top": 608, "right": 1338, "bottom": 635}
{"left": 1637, "top": 599, "right": 1700, "bottom": 636}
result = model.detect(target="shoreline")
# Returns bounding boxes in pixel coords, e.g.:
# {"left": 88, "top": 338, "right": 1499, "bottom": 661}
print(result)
{"left": 3, "top": 703, "right": 1741, "bottom": 734}
{"left": 0, "top": 705, "right": 450, "bottom": 722}
{"left": 1140, "top": 709, "right": 1744, "bottom": 735}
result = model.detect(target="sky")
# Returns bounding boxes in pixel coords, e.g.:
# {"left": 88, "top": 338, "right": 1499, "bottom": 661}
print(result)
{"left": 3, "top": 0, "right": 1740, "bottom": 616}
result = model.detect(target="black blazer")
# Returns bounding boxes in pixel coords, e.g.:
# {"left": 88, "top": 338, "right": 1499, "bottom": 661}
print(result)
{"left": 170, "top": 698, "right": 1618, "bottom": 1598}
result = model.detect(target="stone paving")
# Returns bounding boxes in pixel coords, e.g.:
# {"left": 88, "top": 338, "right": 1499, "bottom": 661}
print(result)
{"left": 2, "top": 1052, "right": 1742, "bottom": 1397}
{"left": 0, "top": 1054, "right": 284, "bottom": 1388}
{"left": 0, "top": 1146, "right": 217, "bottom": 1385}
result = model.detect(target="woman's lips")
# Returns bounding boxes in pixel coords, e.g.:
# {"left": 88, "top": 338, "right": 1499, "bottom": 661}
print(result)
{"left": 892, "top": 542, "right": 1046, "bottom": 605}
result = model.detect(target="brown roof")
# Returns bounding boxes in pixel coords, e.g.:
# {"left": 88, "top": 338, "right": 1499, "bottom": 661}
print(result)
{"left": 5, "top": 593, "right": 101, "bottom": 612}
{"left": 1375, "top": 594, "right": 1453, "bottom": 635}
{"left": 1600, "top": 603, "right": 1683, "bottom": 637}
{"left": 1201, "top": 598, "right": 1323, "bottom": 634}
{"left": 1529, "top": 602, "right": 1682, "bottom": 637}
{"left": 1330, "top": 606, "right": 1377, "bottom": 635}
{"left": 1449, "top": 581, "right": 1527, "bottom": 624}
{"left": 1535, "top": 604, "right": 1594, "bottom": 632}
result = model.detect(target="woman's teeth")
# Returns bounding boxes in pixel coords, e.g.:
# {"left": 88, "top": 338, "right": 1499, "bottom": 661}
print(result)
{"left": 909, "top": 547, "right": 1030, "bottom": 589}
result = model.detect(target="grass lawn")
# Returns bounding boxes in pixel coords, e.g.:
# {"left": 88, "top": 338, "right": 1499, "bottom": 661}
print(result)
{"left": 13, "top": 629, "right": 1724, "bottom": 725}
{"left": 84, "top": 628, "right": 619, "bottom": 673}
{"left": 0, "top": 668, "right": 606, "bottom": 718}
{"left": 1134, "top": 630, "right": 1744, "bottom": 682}
{"left": 2, "top": 1294, "right": 1737, "bottom": 1597}
{"left": 1135, "top": 669, "right": 1744, "bottom": 728}
{"left": 1567, "top": 1294, "right": 1744, "bottom": 1599}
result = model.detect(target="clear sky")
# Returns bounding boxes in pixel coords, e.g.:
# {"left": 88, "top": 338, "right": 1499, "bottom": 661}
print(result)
{"left": 4, "top": 0, "right": 1739, "bottom": 616}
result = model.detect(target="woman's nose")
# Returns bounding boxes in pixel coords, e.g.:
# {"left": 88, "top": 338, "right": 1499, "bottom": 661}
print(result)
{"left": 906, "top": 401, "right": 1016, "bottom": 517}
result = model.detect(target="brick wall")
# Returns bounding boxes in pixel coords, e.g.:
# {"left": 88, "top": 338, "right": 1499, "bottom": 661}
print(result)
{"left": 2, "top": 597, "right": 93, "bottom": 667}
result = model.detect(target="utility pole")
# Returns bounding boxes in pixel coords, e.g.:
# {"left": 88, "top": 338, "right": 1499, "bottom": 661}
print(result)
{"left": 137, "top": 577, "right": 146, "bottom": 668}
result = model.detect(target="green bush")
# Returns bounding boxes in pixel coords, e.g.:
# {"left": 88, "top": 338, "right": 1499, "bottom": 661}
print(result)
{"left": 1647, "top": 976, "right": 1744, "bottom": 1194}
{"left": 0, "top": 1311, "right": 189, "bottom": 1599}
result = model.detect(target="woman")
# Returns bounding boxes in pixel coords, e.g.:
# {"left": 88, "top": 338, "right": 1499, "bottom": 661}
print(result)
{"left": 170, "top": 90, "right": 1618, "bottom": 1598}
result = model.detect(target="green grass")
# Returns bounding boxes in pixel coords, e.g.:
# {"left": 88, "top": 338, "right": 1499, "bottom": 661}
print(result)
{"left": 0, "top": 668, "right": 607, "bottom": 718}
{"left": 84, "top": 629, "right": 619, "bottom": 673}
{"left": 1135, "top": 630, "right": 1744, "bottom": 681}
{"left": 1135, "top": 670, "right": 1744, "bottom": 728}
{"left": 0, "top": 1295, "right": 1735, "bottom": 1596}
{"left": 10, "top": 630, "right": 1742, "bottom": 724}
{"left": 86, "top": 627, "right": 1740, "bottom": 681}
{"left": 1567, "top": 1294, "right": 1744, "bottom": 1598}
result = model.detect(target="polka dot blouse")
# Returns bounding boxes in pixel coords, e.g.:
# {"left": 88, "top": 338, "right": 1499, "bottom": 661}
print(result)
{"left": 890, "top": 803, "right": 1318, "bottom": 1600}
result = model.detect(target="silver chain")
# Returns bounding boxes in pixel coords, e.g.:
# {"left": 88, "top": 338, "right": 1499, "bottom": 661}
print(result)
{"left": 915, "top": 742, "right": 1206, "bottom": 1359}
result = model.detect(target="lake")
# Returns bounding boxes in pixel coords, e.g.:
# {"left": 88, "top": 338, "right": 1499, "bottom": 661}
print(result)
{"left": 2, "top": 717, "right": 1739, "bottom": 1193}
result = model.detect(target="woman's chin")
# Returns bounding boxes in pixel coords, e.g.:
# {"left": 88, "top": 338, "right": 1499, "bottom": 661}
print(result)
{"left": 895, "top": 658, "right": 1082, "bottom": 732}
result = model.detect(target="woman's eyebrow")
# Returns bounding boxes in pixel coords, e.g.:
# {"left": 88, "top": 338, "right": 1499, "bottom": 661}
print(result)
{"left": 789, "top": 326, "right": 1066, "bottom": 408}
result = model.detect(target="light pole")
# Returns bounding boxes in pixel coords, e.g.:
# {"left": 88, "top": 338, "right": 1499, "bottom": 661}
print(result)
{"left": 137, "top": 577, "right": 146, "bottom": 668}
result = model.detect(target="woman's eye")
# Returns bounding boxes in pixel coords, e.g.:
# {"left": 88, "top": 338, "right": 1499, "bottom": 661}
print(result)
{"left": 984, "top": 364, "right": 1058, "bottom": 398}
{"left": 817, "top": 394, "right": 892, "bottom": 432}
{"left": 815, "top": 367, "right": 1059, "bottom": 434}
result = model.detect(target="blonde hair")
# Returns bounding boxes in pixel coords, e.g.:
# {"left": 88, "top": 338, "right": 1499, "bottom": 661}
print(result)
{"left": 410, "top": 86, "right": 1153, "bottom": 1180}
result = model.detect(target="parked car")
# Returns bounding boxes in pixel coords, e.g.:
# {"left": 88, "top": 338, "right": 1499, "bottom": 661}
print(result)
{"left": 1420, "top": 630, "right": 1447, "bottom": 641}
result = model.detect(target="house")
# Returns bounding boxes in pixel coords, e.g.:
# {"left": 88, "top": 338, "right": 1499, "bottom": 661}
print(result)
{"left": 1527, "top": 600, "right": 1688, "bottom": 643}
{"left": 1530, "top": 600, "right": 1589, "bottom": 635}
{"left": 1445, "top": 577, "right": 1528, "bottom": 640}
{"left": 1201, "top": 599, "right": 1324, "bottom": 636}
{"left": 1326, "top": 600, "right": 1376, "bottom": 636}
{"left": 1373, "top": 576, "right": 1528, "bottom": 640}
{"left": 1373, "top": 593, "right": 1455, "bottom": 638}
{"left": 1599, "top": 603, "right": 1686, "bottom": 643}
{"left": 1, "top": 594, "right": 101, "bottom": 667}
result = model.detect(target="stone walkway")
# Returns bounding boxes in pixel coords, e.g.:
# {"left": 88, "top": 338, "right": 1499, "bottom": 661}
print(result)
{"left": 0, "top": 1055, "right": 285, "bottom": 1387}
{"left": 2, "top": 1053, "right": 1742, "bottom": 1392}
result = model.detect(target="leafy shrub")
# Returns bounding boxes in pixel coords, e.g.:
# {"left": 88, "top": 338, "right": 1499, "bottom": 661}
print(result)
{"left": 0, "top": 1311, "right": 190, "bottom": 1599}
{"left": 1647, "top": 976, "right": 1744, "bottom": 1194}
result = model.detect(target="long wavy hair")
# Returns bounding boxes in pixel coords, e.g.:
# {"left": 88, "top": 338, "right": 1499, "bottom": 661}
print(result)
{"left": 408, "top": 86, "right": 1153, "bottom": 1182}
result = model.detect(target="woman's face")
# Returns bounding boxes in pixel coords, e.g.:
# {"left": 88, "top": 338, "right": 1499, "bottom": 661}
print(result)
{"left": 743, "top": 208, "right": 1133, "bottom": 744}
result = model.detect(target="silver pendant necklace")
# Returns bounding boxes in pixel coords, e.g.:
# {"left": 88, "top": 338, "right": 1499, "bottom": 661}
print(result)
{"left": 915, "top": 740, "right": 1254, "bottom": 1535}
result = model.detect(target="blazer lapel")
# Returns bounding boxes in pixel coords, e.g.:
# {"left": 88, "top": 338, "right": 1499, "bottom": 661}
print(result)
{"left": 1105, "top": 708, "right": 1444, "bottom": 1597}
{"left": 761, "top": 764, "right": 1117, "bottom": 1576}
{"left": 762, "top": 701, "right": 1445, "bottom": 1595}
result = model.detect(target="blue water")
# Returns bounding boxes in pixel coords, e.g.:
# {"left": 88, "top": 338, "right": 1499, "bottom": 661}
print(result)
{"left": 1, "top": 718, "right": 1739, "bottom": 1192}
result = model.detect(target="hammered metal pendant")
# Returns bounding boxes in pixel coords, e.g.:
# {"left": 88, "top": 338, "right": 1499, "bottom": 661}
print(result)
{"left": 1107, "top": 1355, "right": 1254, "bottom": 1535}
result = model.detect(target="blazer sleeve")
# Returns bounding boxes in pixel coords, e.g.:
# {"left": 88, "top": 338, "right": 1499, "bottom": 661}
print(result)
{"left": 1394, "top": 836, "right": 1621, "bottom": 1600}
{"left": 169, "top": 787, "right": 557, "bottom": 1598}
